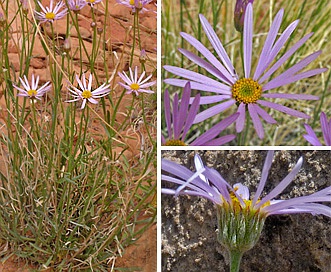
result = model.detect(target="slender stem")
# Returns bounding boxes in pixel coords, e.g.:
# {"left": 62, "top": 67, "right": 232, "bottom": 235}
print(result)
{"left": 229, "top": 250, "right": 243, "bottom": 272}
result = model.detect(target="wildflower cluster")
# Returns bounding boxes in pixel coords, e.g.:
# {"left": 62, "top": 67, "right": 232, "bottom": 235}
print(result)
{"left": 162, "top": 2, "right": 327, "bottom": 145}
{"left": 1, "top": 0, "right": 156, "bottom": 270}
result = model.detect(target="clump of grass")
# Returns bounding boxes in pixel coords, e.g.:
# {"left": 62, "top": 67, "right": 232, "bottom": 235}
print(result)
{"left": 162, "top": 0, "right": 331, "bottom": 145}
{"left": 0, "top": 0, "right": 156, "bottom": 270}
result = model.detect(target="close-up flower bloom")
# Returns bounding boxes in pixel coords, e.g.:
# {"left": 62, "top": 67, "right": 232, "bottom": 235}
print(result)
{"left": 162, "top": 151, "right": 331, "bottom": 271}
{"left": 66, "top": 73, "right": 111, "bottom": 109}
{"left": 164, "top": 3, "right": 327, "bottom": 139}
{"left": 35, "top": 0, "right": 67, "bottom": 23}
{"left": 67, "top": 0, "right": 87, "bottom": 11}
{"left": 303, "top": 112, "right": 331, "bottom": 146}
{"left": 13, "top": 74, "right": 52, "bottom": 100}
{"left": 118, "top": 66, "right": 155, "bottom": 96}
{"left": 162, "top": 82, "right": 238, "bottom": 146}
{"left": 116, "top": 0, "right": 153, "bottom": 13}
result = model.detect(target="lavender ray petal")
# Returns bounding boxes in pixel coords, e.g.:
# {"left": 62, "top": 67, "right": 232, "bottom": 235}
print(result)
{"left": 264, "top": 20, "right": 299, "bottom": 72}
{"left": 179, "top": 33, "right": 236, "bottom": 84}
{"left": 263, "top": 93, "right": 319, "bottom": 100}
{"left": 320, "top": 112, "right": 331, "bottom": 146}
{"left": 162, "top": 159, "right": 195, "bottom": 180}
{"left": 256, "top": 156, "right": 303, "bottom": 208}
{"left": 191, "top": 113, "right": 239, "bottom": 146}
{"left": 303, "top": 123, "right": 322, "bottom": 145}
{"left": 201, "top": 134, "right": 236, "bottom": 146}
{"left": 266, "top": 203, "right": 331, "bottom": 218}
{"left": 255, "top": 105, "right": 277, "bottom": 124}
{"left": 178, "top": 48, "right": 233, "bottom": 85}
{"left": 173, "top": 94, "right": 180, "bottom": 139}
{"left": 257, "top": 100, "right": 310, "bottom": 119}
{"left": 258, "top": 33, "right": 314, "bottom": 83}
{"left": 199, "top": 14, "right": 236, "bottom": 79}
{"left": 252, "top": 151, "right": 274, "bottom": 206}
{"left": 263, "top": 68, "right": 326, "bottom": 91}
{"left": 197, "top": 95, "right": 232, "bottom": 105}
{"left": 164, "top": 89, "right": 173, "bottom": 138}
{"left": 254, "top": 9, "right": 284, "bottom": 80}
{"left": 182, "top": 94, "right": 200, "bottom": 140}
{"left": 263, "top": 51, "right": 322, "bottom": 88}
{"left": 265, "top": 199, "right": 331, "bottom": 217}
{"left": 248, "top": 103, "right": 264, "bottom": 139}
{"left": 194, "top": 99, "right": 236, "bottom": 123}
{"left": 203, "top": 167, "right": 232, "bottom": 202}
{"left": 236, "top": 103, "right": 246, "bottom": 133}
{"left": 164, "top": 65, "right": 231, "bottom": 90}
{"left": 164, "top": 78, "right": 231, "bottom": 95}
{"left": 243, "top": 3, "right": 253, "bottom": 78}
{"left": 303, "top": 134, "right": 322, "bottom": 146}
{"left": 176, "top": 83, "right": 191, "bottom": 138}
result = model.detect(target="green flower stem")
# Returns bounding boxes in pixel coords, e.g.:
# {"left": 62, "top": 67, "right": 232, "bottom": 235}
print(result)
{"left": 229, "top": 250, "right": 243, "bottom": 272}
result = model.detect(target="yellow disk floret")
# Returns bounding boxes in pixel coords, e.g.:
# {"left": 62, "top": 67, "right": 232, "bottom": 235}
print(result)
{"left": 45, "top": 12, "right": 55, "bottom": 20}
{"left": 130, "top": 83, "right": 140, "bottom": 91}
{"left": 232, "top": 78, "right": 262, "bottom": 104}
{"left": 164, "top": 139, "right": 187, "bottom": 146}
{"left": 27, "top": 89, "right": 37, "bottom": 97}
{"left": 82, "top": 90, "right": 92, "bottom": 99}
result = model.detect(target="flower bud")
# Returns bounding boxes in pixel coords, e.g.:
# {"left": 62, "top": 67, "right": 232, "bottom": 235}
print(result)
{"left": 234, "top": 0, "right": 254, "bottom": 32}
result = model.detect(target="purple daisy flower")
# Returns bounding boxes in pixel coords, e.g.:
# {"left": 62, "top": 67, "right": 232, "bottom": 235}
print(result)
{"left": 85, "top": 0, "right": 102, "bottom": 7}
{"left": 162, "top": 151, "right": 331, "bottom": 270}
{"left": 66, "top": 73, "right": 111, "bottom": 109}
{"left": 116, "top": 0, "right": 153, "bottom": 13}
{"left": 162, "top": 151, "right": 331, "bottom": 217}
{"left": 67, "top": 0, "right": 87, "bottom": 12}
{"left": 13, "top": 74, "right": 52, "bottom": 100}
{"left": 162, "top": 82, "right": 238, "bottom": 146}
{"left": 118, "top": 66, "right": 155, "bottom": 96}
{"left": 164, "top": 3, "right": 327, "bottom": 139}
{"left": 35, "top": 0, "right": 67, "bottom": 23}
{"left": 303, "top": 112, "right": 331, "bottom": 146}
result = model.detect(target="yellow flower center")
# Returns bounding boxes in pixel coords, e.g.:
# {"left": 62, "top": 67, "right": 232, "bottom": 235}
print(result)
{"left": 227, "top": 186, "right": 270, "bottom": 213}
{"left": 27, "top": 89, "right": 37, "bottom": 97}
{"left": 88, "top": 0, "right": 95, "bottom": 3}
{"left": 164, "top": 139, "right": 187, "bottom": 146}
{"left": 82, "top": 90, "right": 92, "bottom": 99}
{"left": 232, "top": 78, "right": 262, "bottom": 104}
{"left": 45, "top": 12, "right": 55, "bottom": 20}
{"left": 130, "top": 83, "right": 140, "bottom": 91}
{"left": 130, "top": 0, "right": 135, "bottom": 4}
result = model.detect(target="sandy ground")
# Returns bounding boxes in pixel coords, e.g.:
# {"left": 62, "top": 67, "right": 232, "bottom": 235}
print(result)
{"left": 162, "top": 150, "right": 331, "bottom": 272}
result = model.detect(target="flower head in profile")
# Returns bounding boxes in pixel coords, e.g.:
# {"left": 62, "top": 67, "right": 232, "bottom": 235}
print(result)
{"left": 66, "top": 73, "right": 111, "bottom": 109}
{"left": 162, "top": 151, "right": 331, "bottom": 269}
{"left": 118, "top": 66, "right": 155, "bottom": 96}
{"left": 67, "top": 0, "right": 87, "bottom": 12}
{"left": 85, "top": 0, "right": 102, "bottom": 7}
{"left": 162, "top": 82, "right": 238, "bottom": 146}
{"left": 164, "top": 4, "right": 326, "bottom": 139}
{"left": 303, "top": 112, "right": 331, "bottom": 146}
{"left": 35, "top": 0, "right": 67, "bottom": 23}
{"left": 13, "top": 74, "right": 52, "bottom": 100}
{"left": 116, "top": 0, "right": 153, "bottom": 13}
